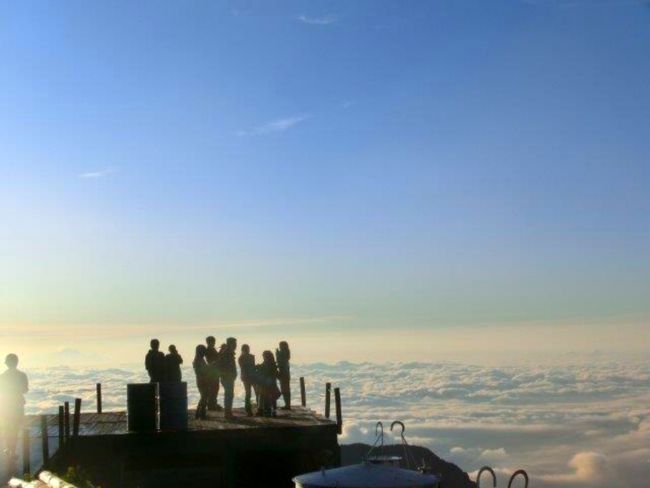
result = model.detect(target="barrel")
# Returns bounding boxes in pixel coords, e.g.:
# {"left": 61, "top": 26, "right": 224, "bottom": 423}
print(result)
{"left": 159, "top": 382, "right": 188, "bottom": 431}
{"left": 127, "top": 383, "right": 159, "bottom": 432}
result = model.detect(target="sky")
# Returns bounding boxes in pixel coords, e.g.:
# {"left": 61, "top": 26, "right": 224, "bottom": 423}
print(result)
{"left": 1, "top": 0, "right": 649, "bottom": 365}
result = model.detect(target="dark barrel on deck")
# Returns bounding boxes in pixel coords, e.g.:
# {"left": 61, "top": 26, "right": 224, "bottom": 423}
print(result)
{"left": 159, "top": 382, "right": 188, "bottom": 431}
{"left": 127, "top": 383, "right": 159, "bottom": 432}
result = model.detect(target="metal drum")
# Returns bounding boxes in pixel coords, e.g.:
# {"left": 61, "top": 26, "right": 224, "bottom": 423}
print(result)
{"left": 127, "top": 383, "right": 159, "bottom": 432}
{"left": 159, "top": 381, "right": 188, "bottom": 431}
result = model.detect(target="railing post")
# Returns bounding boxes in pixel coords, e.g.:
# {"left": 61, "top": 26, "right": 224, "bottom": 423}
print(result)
{"left": 299, "top": 377, "right": 306, "bottom": 407}
{"left": 334, "top": 387, "right": 342, "bottom": 434}
{"left": 22, "top": 427, "right": 30, "bottom": 475}
{"left": 73, "top": 398, "right": 82, "bottom": 436}
{"left": 64, "top": 401, "right": 70, "bottom": 440}
{"left": 325, "top": 382, "right": 331, "bottom": 418}
{"left": 58, "top": 406, "right": 64, "bottom": 447}
{"left": 41, "top": 414, "right": 49, "bottom": 465}
{"left": 96, "top": 383, "right": 103, "bottom": 414}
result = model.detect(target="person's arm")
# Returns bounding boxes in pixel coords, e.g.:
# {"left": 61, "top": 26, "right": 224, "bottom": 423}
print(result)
{"left": 178, "top": 355, "right": 183, "bottom": 365}
{"left": 145, "top": 352, "right": 152, "bottom": 373}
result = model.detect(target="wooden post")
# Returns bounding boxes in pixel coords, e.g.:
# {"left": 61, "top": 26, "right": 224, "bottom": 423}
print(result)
{"left": 96, "top": 383, "right": 102, "bottom": 413}
{"left": 40, "top": 415, "right": 49, "bottom": 465}
{"left": 22, "top": 428, "right": 30, "bottom": 475}
{"left": 58, "top": 406, "right": 64, "bottom": 447}
{"left": 73, "top": 398, "right": 82, "bottom": 436}
{"left": 334, "top": 387, "right": 342, "bottom": 434}
{"left": 64, "top": 401, "right": 70, "bottom": 440}
{"left": 325, "top": 382, "right": 331, "bottom": 418}
{"left": 299, "top": 377, "right": 306, "bottom": 407}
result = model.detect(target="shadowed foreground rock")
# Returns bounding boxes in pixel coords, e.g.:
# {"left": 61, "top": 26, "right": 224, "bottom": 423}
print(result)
{"left": 340, "top": 443, "right": 476, "bottom": 488}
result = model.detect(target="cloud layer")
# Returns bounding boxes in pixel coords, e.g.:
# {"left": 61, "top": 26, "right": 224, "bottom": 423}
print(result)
{"left": 23, "top": 360, "right": 650, "bottom": 487}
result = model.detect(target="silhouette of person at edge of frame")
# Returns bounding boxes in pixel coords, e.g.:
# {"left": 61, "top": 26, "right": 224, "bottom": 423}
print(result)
{"left": 205, "top": 336, "right": 222, "bottom": 411}
{"left": 220, "top": 337, "right": 238, "bottom": 419}
{"left": 145, "top": 339, "right": 165, "bottom": 383}
{"left": 165, "top": 344, "right": 183, "bottom": 382}
{"left": 276, "top": 341, "right": 291, "bottom": 410}
{"left": 192, "top": 345, "right": 209, "bottom": 420}
{"left": 238, "top": 344, "right": 255, "bottom": 416}
{"left": 0, "top": 353, "right": 29, "bottom": 459}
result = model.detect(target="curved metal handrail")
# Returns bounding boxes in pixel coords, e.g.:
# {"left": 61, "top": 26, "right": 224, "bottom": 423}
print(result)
{"left": 390, "top": 420, "right": 406, "bottom": 442}
{"left": 477, "top": 466, "right": 497, "bottom": 488}
{"left": 390, "top": 420, "right": 416, "bottom": 469}
{"left": 508, "top": 469, "right": 529, "bottom": 488}
{"left": 375, "top": 421, "right": 384, "bottom": 449}
{"left": 365, "top": 421, "right": 385, "bottom": 460}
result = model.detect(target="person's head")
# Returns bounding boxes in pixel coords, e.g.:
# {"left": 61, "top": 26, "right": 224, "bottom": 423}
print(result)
{"left": 279, "top": 341, "right": 289, "bottom": 352}
{"left": 206, "top": 336, "right": 216, "bottom": 347}
{"left": 150, "top": 339, "right": 160, "bottom": 351}
{"left": 219, "top": 343, "right": 227, "bottom": 352}
{"left": 263, "top": 350, "right": 274, "bottom": 363}
{"left": 226, "top": 337, "right": 237, "bottom": 351}
{"left": 241, "top": 344, "right": 250, "bottom": 354}
{"left": 195, "top": 345, "right": 207, "bottom": 358}
{"left": 5, "top": 354, "right": 18, "bottom": 369}
{"left": 168, "top": 345, "right": 177, "bottom": 354}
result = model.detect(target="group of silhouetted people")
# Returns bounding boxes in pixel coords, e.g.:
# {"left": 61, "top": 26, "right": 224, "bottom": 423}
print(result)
{"left": 145, "top": 338, "right": 291, "bottom": 421}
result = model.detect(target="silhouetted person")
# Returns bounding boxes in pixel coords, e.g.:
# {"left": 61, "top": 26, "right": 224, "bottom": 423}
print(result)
{"left": 220, "top": 337, "right": 238, "bottom": 419}
{"left": 258, "top": 350, "right": 280, "bottom": 417}
{"left": 238, "top": 344, "right": 255, "bottom": 416}
{"left": 0, "top": 354, "right": 28, "bottom": 459}
{"left": 192, "top": 345, "right": 209, "bottom": 420}
{"left": 165, "top": 345, "right": 183, "bottom": 382}
{"left": 276, "top": 341, "right": 291, "bottom": 410}
{"left": 145, "top": 339, "right": 165, "bottom": 383}
{"left": 205, "top": 336, "right": 222, "bottom": 411}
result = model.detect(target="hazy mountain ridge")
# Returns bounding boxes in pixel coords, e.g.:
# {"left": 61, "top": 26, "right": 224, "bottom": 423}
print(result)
{"left": 341, "top": 443, "right": 476, "bottom": 488}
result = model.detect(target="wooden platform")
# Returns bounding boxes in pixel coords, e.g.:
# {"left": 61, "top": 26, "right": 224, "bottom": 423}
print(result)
{"left": 25, "top": 406, "right": 334, "bottom": 437}
{"left": 18, "top": 406, "right": 340, "bottom": 488}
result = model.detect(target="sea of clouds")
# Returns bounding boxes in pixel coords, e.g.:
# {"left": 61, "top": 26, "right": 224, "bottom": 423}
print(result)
{"left": 23, "top": 360, "right": 650, "bottom": 488}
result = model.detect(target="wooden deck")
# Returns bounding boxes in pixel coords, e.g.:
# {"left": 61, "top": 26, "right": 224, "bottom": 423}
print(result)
{"left": 25, "top": 406, "right": 333, "bottom": 437}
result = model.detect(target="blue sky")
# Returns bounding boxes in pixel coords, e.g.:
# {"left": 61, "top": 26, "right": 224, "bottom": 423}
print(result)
{"left": 1, "top": 0, "right": 649, "bottom": 363}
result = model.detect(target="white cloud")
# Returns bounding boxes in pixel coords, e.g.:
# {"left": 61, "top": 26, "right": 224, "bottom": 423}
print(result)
{"left": 297, "top": 15, "right": 338, "bottom": 26}
{"left": 21, "top": 360, "right": 650, "bottom": 488}
{"left": 235, "top": 114, "right": 310, "bottom": 136}
{"left": 78, "top": 167, "right": 115, "bottom": 179}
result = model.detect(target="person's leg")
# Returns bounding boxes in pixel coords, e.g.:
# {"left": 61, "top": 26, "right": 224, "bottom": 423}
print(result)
{"left": 256, "top": 387, "right": 265, "bottom": 416}
{"left": 244, "top": 381, "right": 252, "bottom": 415}
{"left": 280, "top": 376, "right": 291, "bottom": 409}
{"left": 215, "top": 375, "right": 222, "bottom": 410}
{"left": 222, "top": 377, "right": 234, "bottom": 418}
{"left": 207, "top": 378, "right": 217, "bottom": 410}
{"left": 4, "top": 424, "right": 19, "bottom": 457}
{"left": 197, "top": 383, "right": 207, "bottom": 419}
